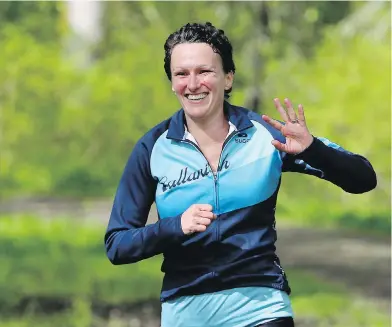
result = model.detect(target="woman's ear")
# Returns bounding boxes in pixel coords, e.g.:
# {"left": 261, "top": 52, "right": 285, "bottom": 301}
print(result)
{"left": 224, "top": 72, "right": 234, "bottom": 90}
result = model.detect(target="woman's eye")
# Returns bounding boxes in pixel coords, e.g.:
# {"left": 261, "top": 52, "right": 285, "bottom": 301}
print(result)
{"left": 174, "top": 72, "right": 186, "bottom": 76}
{"left": 200, "top": 70, "right": 211, "bottom": 74}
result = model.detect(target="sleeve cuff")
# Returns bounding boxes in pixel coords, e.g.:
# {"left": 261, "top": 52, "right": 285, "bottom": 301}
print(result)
{"left": 157, "top": 214, "right": 187, "bottom": 243}
{"left": 295, "top": 137, "right": 326, "bottom": 161}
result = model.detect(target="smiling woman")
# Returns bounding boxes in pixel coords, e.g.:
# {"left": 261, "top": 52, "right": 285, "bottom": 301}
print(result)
{"left": 104, "top": 22, "right": 377, "bottom": 327}
{"left": 169, "top": 42, "right": 233, "bottom": 120}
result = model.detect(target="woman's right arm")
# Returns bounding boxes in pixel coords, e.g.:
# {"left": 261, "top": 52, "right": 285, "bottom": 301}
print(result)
{"left": 104, "top": 139, "right": 187, "bottom": 265}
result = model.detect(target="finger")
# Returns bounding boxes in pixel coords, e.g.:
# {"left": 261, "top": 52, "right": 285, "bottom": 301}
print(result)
{"left": 273, "top": 98, "right": 289, "bottom": 122}
{"left": 297, "top": 104, "right": 306, "bottom": 125}
{"left": 198, "top": 210, "right": 217, "bottom": 219}
{"left": 284, "top": 98, "right": 297, "bottom": 122}
{"left": 193, "top": 224, "right": 207, "bottom": 233}
{"left": 195, "top": 217, "right": 212, "bottom": 226}
{"left": 262, "top": 115, "right": 283, "bottom": 131}
{"left": 196, "top": 204, "right": 213, "bottom": 212}
{"left": 271, "top": 140, "right": 287, "bottom": 152}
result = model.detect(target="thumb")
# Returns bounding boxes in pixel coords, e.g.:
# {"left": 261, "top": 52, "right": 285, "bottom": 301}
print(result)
{"left": 271, "top": 140, "right": 286, "bottom": 152}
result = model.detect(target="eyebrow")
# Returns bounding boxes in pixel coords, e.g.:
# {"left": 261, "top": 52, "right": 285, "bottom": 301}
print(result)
{"left": 172, "top": 65, "right": 215, "bottom": 71}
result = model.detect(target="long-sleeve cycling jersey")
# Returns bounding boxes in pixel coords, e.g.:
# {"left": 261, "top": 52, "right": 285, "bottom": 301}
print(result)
{"left": 104, "top": 101, "right": 377, "bottom": 302}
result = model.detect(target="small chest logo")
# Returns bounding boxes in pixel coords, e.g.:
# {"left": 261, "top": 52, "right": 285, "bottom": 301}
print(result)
{"left": 235, "top": 132, "right": 250, "bottom": 144}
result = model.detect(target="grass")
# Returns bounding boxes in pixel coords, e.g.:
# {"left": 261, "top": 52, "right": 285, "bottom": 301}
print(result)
{"left": 0, "top": 215, "right": 163, "bottom": 308}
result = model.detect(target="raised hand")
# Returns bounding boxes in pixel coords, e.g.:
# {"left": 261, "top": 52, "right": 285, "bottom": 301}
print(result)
{"left": 262, "top": 98, "right": 314, "bottom": 155}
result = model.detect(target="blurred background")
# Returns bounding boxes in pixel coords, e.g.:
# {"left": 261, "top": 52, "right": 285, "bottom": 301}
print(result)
{"left": 0, "top": 1, "right": 390, "bottom": 327}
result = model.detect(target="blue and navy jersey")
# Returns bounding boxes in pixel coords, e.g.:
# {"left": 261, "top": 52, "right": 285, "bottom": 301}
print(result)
{"left": 104, "top": 102, "right": 377, "bottom": 302}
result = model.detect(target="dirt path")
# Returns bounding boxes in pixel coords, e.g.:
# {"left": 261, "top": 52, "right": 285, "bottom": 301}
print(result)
{"left": 275, "top": 226, "right": 391, "bottom": 304}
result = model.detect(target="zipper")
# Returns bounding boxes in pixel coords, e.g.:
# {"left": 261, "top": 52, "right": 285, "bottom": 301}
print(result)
{"left": 181, "top": 129, "right": 246, "bottom": 240}
{"left": 214, "top": 130, "right": 239, "bottom": 241}
{"left": 181, "top": 138, "right": 220, "bottom": 238}
{"left": 181, "top": 139, "right": 220, "bottom": 243}
{"left": 217, "top": 130, "right": 238, "bottom": 172}
{"left": 213, "top": 175, "right": 219, "bottom": 241}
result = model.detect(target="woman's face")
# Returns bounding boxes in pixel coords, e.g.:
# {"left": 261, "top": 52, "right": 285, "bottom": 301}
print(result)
{"left": 170, "top": 42, "right": 233, "bottom": 121}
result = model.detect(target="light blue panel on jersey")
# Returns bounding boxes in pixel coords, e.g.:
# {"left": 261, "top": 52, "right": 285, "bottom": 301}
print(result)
{"left": 150, "top": 120, "right": 283, "bottom": 218}
{"left": 218, "top": 154, "right": 282, "bottom": 214}
{"left": 151, "top": 131, "right": 216, "bottom": 218}
{"left": 156, "top": 176, "right": 216, "bottom": 219}
{"left": 217, "top": 120, "right": 282, "bottom": 214}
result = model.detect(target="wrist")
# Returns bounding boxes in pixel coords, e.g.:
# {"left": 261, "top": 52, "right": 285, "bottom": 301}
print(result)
{"left": 296, "top": 135, "right": 314, "bottom": 155}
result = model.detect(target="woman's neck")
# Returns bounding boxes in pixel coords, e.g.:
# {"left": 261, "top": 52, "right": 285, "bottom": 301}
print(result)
{"left": 185, "top": 109, "right": 229, "bottom": 146}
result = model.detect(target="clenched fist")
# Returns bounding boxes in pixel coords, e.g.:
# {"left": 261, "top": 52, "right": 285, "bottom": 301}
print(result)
{"left": 181, "top": 204, "right": 217, "bottom": 235}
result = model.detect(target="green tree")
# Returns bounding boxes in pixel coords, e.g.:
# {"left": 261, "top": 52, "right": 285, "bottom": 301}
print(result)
{"left": 262, "top": 15, "right": 390, "bottom": 228}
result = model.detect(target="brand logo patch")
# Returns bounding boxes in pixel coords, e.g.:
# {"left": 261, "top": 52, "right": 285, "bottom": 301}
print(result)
{"left": 235, "top": 132, "right": 250, "bottom": 144}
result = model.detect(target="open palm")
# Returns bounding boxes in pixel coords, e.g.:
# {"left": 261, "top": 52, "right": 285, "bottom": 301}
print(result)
{"left": 262, "top": 98, "right": 314, "bottom": 155}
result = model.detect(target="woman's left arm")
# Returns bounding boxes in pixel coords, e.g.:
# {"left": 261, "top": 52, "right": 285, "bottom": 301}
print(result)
{"left": 281, "top": 136, "right": 377, "bottom": 194}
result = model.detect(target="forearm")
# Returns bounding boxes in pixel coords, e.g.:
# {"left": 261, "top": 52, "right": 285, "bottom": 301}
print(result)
{"left": 105, "top": 214, "right": 186, "bottom": 265}
{"left": 295, "top": 137, "right": 377, "bottom": 193}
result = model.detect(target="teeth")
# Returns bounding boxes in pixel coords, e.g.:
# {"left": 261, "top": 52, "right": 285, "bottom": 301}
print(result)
{"left": 187, "top": 93, "right": 207, "bottom": 100}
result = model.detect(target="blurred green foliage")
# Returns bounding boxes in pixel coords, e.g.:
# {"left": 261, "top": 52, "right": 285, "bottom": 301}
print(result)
{"left": 0, "top": 216, "right": 162, "bottom": 309}
{"left": 0, "top": 1, "right": 389, "bottom": 231}
{"left": 0, "top": 215, "right": 389, "bottom": 327}
{"left": 265, "top": 24, "right": 391, "bottom": 230}
{"left": 0, "top": 2, "right": 63, "bottom": 42}
{"left": 0, "top": 3, "right": 390, "bottom": 327}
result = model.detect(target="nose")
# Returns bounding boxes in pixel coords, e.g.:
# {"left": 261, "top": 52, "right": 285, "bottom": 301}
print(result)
{"left": 187, "top": 73, "right": 200, "bottom": 92}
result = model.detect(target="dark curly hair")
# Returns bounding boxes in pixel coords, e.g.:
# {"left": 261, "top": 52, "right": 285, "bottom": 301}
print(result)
{"left": 164, "top": 22, "right": 236, "bottom": 96}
